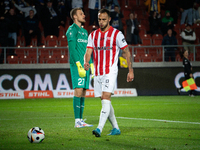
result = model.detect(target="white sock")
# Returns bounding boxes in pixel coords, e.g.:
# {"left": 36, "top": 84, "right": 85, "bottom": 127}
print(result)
{"left": 97, "top": 99, "right": 111, "bottom": 132}
{"left": 75, "top": 118, "right": 81, "bottom": 124}
{"left": 108, "top": 104, "right": 119, "bottom": 129}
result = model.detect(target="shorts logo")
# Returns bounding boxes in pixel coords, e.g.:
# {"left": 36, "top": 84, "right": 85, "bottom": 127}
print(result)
{"left": 105, "top": 85, "right": 109, "bottom": 88}
{"left": 106, "top": 79, "right": 109, "bottom": 83}
{"left": 102, "top": 111, "right": 106, "bottom": 114}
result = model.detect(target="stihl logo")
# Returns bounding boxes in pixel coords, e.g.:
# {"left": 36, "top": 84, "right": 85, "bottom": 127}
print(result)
{"left": 24, "top": 91, "right": 53, "bottom": 99}
{"left": 0, "top": 93, "right": 20, "bottom": 97}
{"left": 29, "top": 92, "right": 49, "bottom": 97}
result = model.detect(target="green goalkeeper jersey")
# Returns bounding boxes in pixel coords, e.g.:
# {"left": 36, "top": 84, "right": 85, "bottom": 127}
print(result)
{"left": 66, "top": 23, "right": 91, "bottom": 66}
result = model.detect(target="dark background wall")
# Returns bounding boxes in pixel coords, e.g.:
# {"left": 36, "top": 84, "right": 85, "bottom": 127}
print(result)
{"left": 118, "top": 67, "right": 200, "bottom": 95}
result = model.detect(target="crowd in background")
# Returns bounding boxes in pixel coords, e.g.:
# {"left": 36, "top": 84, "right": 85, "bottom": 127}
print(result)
{"left": 0, "top": 0, "right": 200, "bottom": 63}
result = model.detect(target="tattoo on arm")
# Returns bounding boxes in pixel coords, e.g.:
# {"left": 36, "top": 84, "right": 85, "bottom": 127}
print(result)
{"left": 123, "top": 47, "right": 133, "bottom": 70}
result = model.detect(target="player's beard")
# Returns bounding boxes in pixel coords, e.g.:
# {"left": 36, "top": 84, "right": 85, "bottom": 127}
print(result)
{"left": 100, "top": 22, "right": 109, "bottom": 31}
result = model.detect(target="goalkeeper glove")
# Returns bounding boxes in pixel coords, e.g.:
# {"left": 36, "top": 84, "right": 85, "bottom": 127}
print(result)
{"left": 90, "top": 63, "right": 94, "bottom": 78}
{"left": 76, "top": 61, "right": 86, "bottom": 78}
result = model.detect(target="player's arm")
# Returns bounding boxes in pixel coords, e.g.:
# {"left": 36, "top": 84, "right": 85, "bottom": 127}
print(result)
{"left": 66, "top": 30, "right": 80, "bottom": 63}
{"left": 122, "top": 46, "right": 134, "bottom": 82}
{"left": 84, "top": 48, "right": 93, "bottom": 71}
{"left": 116, "top": 31, "right": 134, "bottom": 82}
{"left": 66, "top": 29, "right": 86, "bottom": 77}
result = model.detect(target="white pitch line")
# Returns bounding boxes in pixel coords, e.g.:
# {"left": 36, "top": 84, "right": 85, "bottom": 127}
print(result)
{"left": 117, "top": 117, "right": 200, "bottom": 125}
{"left": 1, "top": 116, "right": 200, "bottom": 125}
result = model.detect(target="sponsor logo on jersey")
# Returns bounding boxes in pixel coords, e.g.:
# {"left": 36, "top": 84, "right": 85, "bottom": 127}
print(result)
{"left": 77, "top": 39, "right": 88, "bottom": 43}
{"left": 122, "top": 38, "right": 126, "bottom": 43}
{"left": 94, "top": 46, "right": 113, "bottom": 51}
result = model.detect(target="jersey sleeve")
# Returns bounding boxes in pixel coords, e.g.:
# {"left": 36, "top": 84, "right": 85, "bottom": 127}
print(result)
{"left": 87, "top": 33, "right": 94, "bottom": 50}
{"left": 66, "top": 28, "right": 80, "bottom": 63}
{"left": 116, "top": 31, "right": 128, "bottom": 50}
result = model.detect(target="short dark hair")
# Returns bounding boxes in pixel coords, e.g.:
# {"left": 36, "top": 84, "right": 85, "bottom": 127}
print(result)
{"left": 98, "top": 9, "right": 110, "bottom": 17}
{"left": 70, "top": 8, "right": 82, "bottom": 20}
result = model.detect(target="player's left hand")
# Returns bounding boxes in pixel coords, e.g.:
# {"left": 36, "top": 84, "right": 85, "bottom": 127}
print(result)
{"left": 127, "top": 71, "right": 134, "bottom": 82}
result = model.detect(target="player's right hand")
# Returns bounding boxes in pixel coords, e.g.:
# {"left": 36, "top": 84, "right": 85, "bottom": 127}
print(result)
{"left": 127, "top": 71, "right": 134, "bottom": 82}
{"left": 76, "top": 61, "right": 86, "bottom": 78}
{"left": 84, "top": 62, "right": 90, "bottom": 71}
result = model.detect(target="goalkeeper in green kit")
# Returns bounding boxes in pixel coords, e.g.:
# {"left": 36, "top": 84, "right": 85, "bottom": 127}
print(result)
{"left": 66, "top": 8, "right": 94, "bottom": 128}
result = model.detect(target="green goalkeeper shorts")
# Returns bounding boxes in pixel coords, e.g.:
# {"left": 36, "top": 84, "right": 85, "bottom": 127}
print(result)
{"left": 70, "top": 64, "right": 90, "bottom": 89}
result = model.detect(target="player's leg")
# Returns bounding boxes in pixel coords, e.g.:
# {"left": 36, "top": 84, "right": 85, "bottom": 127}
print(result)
{"left": 92, "top": 76, "right": 104, "bottom": 137}
{"left": 103, "top": 73, "right": 120, "bottom": 135}
{"left": 80, "top": 89, "right": 93, "bottom": 127}
{"left": 97, "top": 92, "right": 111, "bottom": 132}
{"left": 70, "top": 64, "right": 86, "bottom": 128}
{"left": 80, "top": 89, "right": 86, "bottom": 120}
{"left": 93, "top": 73, "right": 120, "bottom": 137}
{"left": 107, "top": 104, "right": 121, "bottom": 135}
{"left": 93, "top": 92, "right": 111, "bottom": 137}
{"left": 74, "top": 88, "right": 84, "bottom": 128}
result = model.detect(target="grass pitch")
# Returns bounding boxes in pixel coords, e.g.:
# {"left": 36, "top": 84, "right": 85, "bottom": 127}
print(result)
{"left": 0, "top": 96, "right": 200, "bottom": 150}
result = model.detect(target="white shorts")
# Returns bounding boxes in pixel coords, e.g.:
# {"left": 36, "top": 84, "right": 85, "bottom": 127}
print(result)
{"left": 94, "top": 72, "right": 118, "bottom": 97}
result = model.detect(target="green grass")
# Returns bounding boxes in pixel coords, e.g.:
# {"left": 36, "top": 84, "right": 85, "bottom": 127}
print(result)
{"left": 0, "top": 96, "right": 200, "bottom": 150}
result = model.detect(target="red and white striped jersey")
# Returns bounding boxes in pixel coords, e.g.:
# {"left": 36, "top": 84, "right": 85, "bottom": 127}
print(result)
{"left": 87, "top": 26, "right": 128, "bottom": 76}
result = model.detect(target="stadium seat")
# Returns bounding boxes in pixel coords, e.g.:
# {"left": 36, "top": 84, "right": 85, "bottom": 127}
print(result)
{"left": 133, "top": 56, "right": 141, "bottom": 62}
{"left": 139, "top": 33, "right": 152, "bottom": 45}
{"left": 195, "top": 28, "right": 200, "bottom": 36}
{"left": 20, "top": 55, "right": 37, "bottom": 64}
{"left": 45, "top": 55, "right": 57, "bottom": 63}
{"left": 58, "top": 26, "right": 66, "bottom": 37}
{"left": 138, "top": 24, "right": 146, "bottom": 30}
{"left": 152, "top": 38, "right": 162, "bottom": 45}
{"left": 134, "top": 47, "right": 146, "bottom": 55}
{"left": 147, "top": 47, "right": 158, "bottom": 56}
{"left": 25, "top": 48, "right": 37, "bottom": 57}
{"left": 141, "top": 38, "right": 151, "bottom": 45}
{"left": 7, "top": 55, "right": 19, "bottom": 64}
{"left": 153, "top": 54, "right": 163, "bottom": 62}
{"left": 16, "top": 36, "right": 25, "bottom": 47}
{"left": 59, "top": 39, "right": 68, "bottom": 47}
{"left": 45, "top": 35, "right": 58, "bottom": 47}
{"left": 152, "top": 34, "right": 162, "bottom": 39}
{"left": 57, "top": 54, "right": 69, "bottom": 63}
{"left": 127, "top": 0, "right": 138, "bottom": 7}
{"left": 175, "top": 54, "right": 181, "bottom": 62}
{"left": 188, "top": 54, "right": 194, "bottom": 61}
{"left": 15, "top": 49, "right": 26, "bottom": 58}
{"left": 58, "top": 35, "right": 68, "bottom": 47}
{"left": 196, "top": 50, "right": 200, "bottom": 61}
{"left": 193, "top": 23, "right": 200, "bottom": 29}
{"left": 152, "top": 34, "right": 163, "bottom": 45}
{"left": 139, "top": 28, "right": 146, "bottom": 35}
{"left": 40, "top": 49, "right": 51, "bottom": 57}
{"left": 52, "top": 49, "right": 63, "bottom": 57}
{"left": 141, "top": 54, "right": 152, "bottom": 62}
